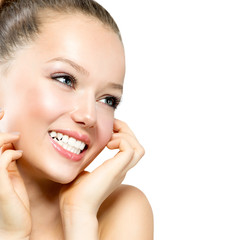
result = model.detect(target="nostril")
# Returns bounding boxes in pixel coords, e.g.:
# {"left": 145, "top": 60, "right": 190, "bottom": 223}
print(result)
{"left": 76, "top": 121, "right": 86, "bottom": 125}
{"left": 76, "top": 120, "right": 95, "bottom": 128}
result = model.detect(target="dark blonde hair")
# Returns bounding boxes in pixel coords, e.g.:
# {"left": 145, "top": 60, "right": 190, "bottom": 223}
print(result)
{"left": 0, "top": 0, "right": 121, "bottom": 64}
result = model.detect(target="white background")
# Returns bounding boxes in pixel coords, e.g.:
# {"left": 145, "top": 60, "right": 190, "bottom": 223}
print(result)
{"left": 88, "top": 1, "right": 232, "bottom": 239}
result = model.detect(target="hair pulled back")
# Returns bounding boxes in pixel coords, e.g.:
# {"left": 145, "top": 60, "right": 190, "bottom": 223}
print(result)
{"left": 0, "top": 0, "right": 121, "bottom": 64}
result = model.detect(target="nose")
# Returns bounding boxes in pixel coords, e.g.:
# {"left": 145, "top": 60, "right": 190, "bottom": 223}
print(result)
{"left": 69, "top": 95, "right": 97, "bottom": 128}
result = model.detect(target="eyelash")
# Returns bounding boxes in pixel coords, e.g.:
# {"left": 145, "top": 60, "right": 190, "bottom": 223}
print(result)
{"left": 51, "top": 73, "right": 121, "bottom": 109}
{"left": 100, "top": 96, "right": 121, "bottom": 109}
{"left": 51, "top": 73, "right": 77, "bottom": 88}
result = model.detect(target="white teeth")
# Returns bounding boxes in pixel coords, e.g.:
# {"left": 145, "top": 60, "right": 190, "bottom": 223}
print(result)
{"left": 68, "top": 137, "right": 76, "bottom": 147}
{"left": 75, "top": 140, "right": 82, "bottom": 149}
{"left": 62, "top": 143, "right": 68, "bottom": 150}
{"left": 80, "top": 142, "right": 85, "bottom": 151}
{"left": 57, "top": 133, "right": 63, "bottom": 140}
{"left": 62, "top": 135, "right": 69, "bottom": 143}
{"left": 49, "top": 131, "right": 87, "bottom": 155}
{"left": 67, "top": 145, "right": 72, "bottom": 152}
{"left": 71, "top": 147, "right": 77, "bottom": 153}
{"left": 50, "top": 131, "right": 57, "bottom": 138}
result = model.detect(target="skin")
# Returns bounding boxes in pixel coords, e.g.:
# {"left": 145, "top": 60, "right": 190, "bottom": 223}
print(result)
{"left": 0, "top": 12, "right": 153, "bottom": 240}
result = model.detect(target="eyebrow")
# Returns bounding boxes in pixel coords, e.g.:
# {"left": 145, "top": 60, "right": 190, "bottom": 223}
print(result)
{"left": 107, "top": 82, "right": 123, "bottom": 92}
{"left": 47, "top": 57, "right": 123, "bottom": 92}
{"left": 46, "top": 57, "right": 89, "bottom": 76}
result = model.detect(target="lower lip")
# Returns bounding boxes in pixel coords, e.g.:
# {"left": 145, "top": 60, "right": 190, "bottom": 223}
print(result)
{"left": 49, "top": 136, "right": 86, "bottom": 162}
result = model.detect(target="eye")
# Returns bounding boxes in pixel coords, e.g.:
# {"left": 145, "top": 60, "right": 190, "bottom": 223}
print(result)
{"left": 51, "top": 73, "right": 77, "bottom": 88}
{"left": 100, "top": 96, "right": 121, "bottom": 109}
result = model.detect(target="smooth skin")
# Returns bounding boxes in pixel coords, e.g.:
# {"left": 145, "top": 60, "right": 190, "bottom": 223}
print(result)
{"left": 0, "top": 12, "right": 153, "bottom": 240}
{"left": 0, "top": 111, "right": 153, "bottom": 240}
{"left": 0, "top": 111, "right": 31, "bottom": 240}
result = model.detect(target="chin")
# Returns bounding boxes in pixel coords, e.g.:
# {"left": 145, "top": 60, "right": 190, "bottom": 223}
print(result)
{"left": 18, "top": 156, "right": 82, "bottom": 185}
{"left": 40, "top": 164, "right": 82, "bottom": 185}
{"left": 47, "top": 173, "right": 77, "bottom": 185}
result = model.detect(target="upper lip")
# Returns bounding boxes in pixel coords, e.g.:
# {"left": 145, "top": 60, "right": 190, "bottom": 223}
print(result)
{"left": 49, "top": 129, "right": 90, "bottom": 146}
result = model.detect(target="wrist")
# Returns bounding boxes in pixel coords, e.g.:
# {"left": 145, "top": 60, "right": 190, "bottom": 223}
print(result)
{"left": 62, "top": 210, "right": 99, "bottom": 240}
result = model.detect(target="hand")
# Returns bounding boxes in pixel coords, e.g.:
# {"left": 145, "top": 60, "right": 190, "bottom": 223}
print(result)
{"left": 59, "top": 119, "right": 145, "bottom": 216}
{"left": 0, "top": 111, "right": 31, "bottom": 239}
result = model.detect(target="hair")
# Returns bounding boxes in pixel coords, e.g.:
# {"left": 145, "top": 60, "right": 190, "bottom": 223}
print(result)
{"left": 0, "top": 0, "right": 121, "bottom": 65}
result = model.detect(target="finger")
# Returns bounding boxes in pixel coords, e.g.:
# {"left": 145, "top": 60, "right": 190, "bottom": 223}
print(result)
{"left": 86, "top": 138, "right": 134, "bottom": 199}
{"left": 113, "top": 119, "right": 136, "bottom": 137}
{"left": 107, "top": 137, "right": 134, "bottom": 170}
{"left": 71, "top": 171, "right": 90, "bottom": 186}
{"left": 111, "top": 132, "right": 145, "bottom": 160}
{"left": 0, "top": 110, "right": 4, "bottom": 120}
{"left": 1, "top": 142, "right": 14, "bottom": 154}
{"left": 0, "top": 149, "right": 23, "bottom": 172}
{"left": 0, "top": 132, "right": 20, "bottom": 147}
{"left": 111, "top": 132, "right": 140, "bottom": 148}
{"left": 0, "top": 150, "right": 23, "bottom": 197}
{"left": 8, "top": 160, "right": 30, "bottom": 210}
{"left": 108, "top": 134, "right": 145, "bottom": 171}
{"left": 60, "top": 171, "right": 90, "bottom": 197}
{"left": 7, "top": 151, "right": 22, "bottom": 173}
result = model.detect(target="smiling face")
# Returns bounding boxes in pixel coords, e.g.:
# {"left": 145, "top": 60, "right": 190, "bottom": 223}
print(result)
{"left": 0, "top": 12, "right": 125, "bottom": 183}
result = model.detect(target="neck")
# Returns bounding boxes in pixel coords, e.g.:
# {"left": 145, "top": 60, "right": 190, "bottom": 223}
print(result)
{"left": 17, "top": 161, "right": 64, "bottom": 240}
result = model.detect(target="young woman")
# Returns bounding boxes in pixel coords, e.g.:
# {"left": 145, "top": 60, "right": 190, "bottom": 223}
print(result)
{"left": 0, "top": 0, "right": 153, "bottom": 239}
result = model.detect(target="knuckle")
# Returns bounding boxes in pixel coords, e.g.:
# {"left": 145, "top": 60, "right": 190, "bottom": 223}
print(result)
{"left": 1, "top": 149, "right": 11, "bottom": 156}
{"left": 136, "top": 141, "right": 145, "bottom": 156}
{"left": 1, "top": 149, "right": 15, "bottom": 160}
{"left": 139, "top": 145, "right": 145, "bottom": 157}
{"left": 117, "top": 119, "right": 128, "bottom": 129}
{"left": 121, "top": 121, "right": 128, "bottom": 128}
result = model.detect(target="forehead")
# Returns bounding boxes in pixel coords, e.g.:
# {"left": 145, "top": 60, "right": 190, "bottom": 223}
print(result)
{"left": 30, "top": 12, "right": 125, "bottom": 84}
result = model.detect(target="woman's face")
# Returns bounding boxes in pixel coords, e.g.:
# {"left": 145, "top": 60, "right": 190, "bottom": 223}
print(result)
{"left": 0, "top": 13, "right": 125, "bottom": 183}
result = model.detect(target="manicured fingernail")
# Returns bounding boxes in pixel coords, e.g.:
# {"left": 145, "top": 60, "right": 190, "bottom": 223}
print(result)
{"left": 11, "top": 132, "right": 20, "bottom": 135}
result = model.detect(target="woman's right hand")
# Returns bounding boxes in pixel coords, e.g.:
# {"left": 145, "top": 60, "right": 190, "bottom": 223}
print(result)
{"left": 0, "top": 111, "right": 31, "bottom": 240}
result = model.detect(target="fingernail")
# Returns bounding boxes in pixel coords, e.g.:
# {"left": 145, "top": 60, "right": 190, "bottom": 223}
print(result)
{"left": 11, "top": 132, "right": 20, "bottom": 135}
{"left": 16, "top": 150, "right": 23, "bottom": 153}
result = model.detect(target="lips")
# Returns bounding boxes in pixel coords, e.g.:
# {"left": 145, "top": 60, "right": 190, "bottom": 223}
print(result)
{"left": 48, "top": 129, "right": 89, "bottom": 161}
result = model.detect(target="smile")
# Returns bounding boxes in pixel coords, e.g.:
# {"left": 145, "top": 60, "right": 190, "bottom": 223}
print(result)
{"left": 48, "top": 130, "right": 89, "bottom": 161}
{"left": 49, "top": 131, "right": 87, "bottom": 154}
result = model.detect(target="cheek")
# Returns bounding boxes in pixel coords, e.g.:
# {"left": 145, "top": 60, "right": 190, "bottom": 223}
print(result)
{"left": 23, "top": 87, "right": 63, "bottom": 123}
{"left": 2, "top": 82, "right": 69, "bottom": 134}
{"left": 96, "top": 109, "right": 114, "bottom": 147}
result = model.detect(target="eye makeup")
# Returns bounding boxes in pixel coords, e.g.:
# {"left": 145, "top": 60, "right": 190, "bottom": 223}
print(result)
{"left": 99, "top": 95, "right": 121, "bottom": 109}
{"left": 51, "top": 73, "right": 78, "bottom": 89}
{"left": 43, "top": 60, "right": 122, "bottom": 110}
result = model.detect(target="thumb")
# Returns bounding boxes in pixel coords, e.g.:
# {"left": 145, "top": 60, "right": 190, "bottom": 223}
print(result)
{"left": 72, "top": 171, "right": 90, "bottom": 186}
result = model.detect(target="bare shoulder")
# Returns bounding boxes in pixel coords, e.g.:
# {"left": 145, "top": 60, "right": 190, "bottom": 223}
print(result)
{"left": 97, "top": 184, "right": 154, "bottom": 240}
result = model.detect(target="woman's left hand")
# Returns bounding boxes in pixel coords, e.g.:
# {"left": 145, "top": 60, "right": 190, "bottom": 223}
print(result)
{"left": 59, "top": 119, "right": 145, "bottom": 238}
